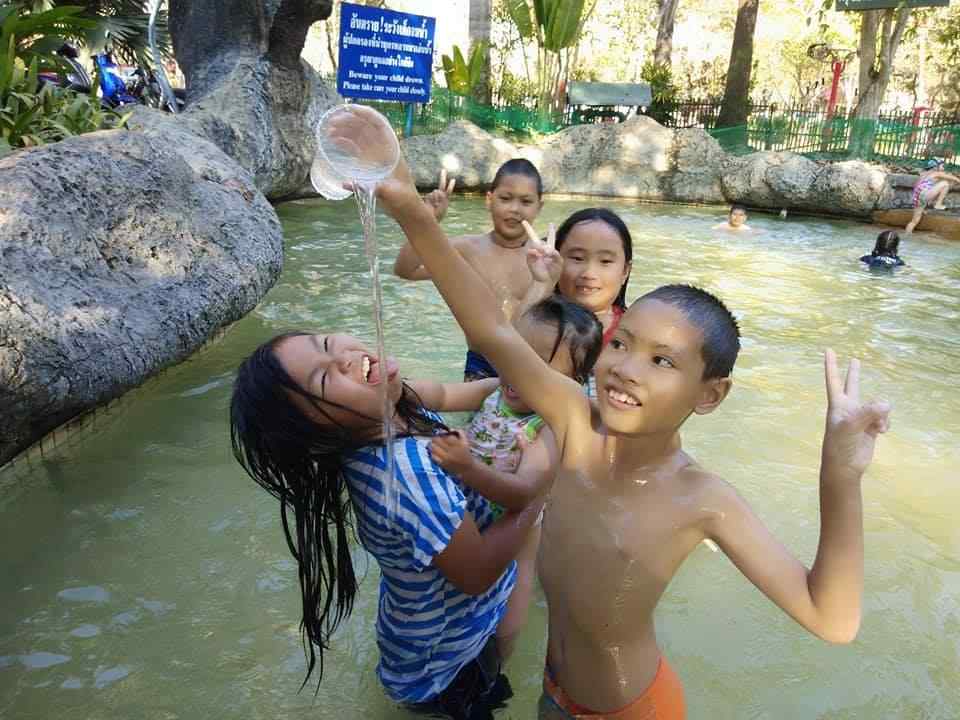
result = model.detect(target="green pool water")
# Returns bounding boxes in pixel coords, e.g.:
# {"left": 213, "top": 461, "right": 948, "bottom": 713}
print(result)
{"left": 1, "top": 197, "right": 958, "bottom": 719}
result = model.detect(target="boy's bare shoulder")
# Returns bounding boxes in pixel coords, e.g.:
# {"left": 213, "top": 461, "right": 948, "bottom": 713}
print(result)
{"left": 675, "top": 460, "right": 741, "bottom": 510}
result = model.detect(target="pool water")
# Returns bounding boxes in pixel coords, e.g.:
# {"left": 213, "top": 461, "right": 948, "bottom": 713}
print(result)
{"left": 1, "top": 198, "right": 958, "bottom": 719}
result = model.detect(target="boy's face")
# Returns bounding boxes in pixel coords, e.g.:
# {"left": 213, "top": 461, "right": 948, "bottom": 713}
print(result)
{"left": 729, "top": 208, "right": 747, "bottom": 227}
{"left": 593, "top": 299, "right": 730, "bottom": 436}
{"left": 485, "top": 174, "right": 543, "bottom": 245}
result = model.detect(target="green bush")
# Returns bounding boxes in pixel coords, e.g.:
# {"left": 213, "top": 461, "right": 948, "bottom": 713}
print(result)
{"left": 0, "top": 3, "right": 128, "bottom": 157}
{"left": 640, "top": 61, "right": 678, "bottom": 126}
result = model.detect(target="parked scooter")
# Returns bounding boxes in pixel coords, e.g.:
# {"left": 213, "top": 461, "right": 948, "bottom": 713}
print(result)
{"left": 36, "top": 44, "right": 185, "bottom": 112}
{"left": 37, "top": 44, "right": 93, "bottom": 93}
{"left": 95, "top": 52, "right": 186, "bottom": 111}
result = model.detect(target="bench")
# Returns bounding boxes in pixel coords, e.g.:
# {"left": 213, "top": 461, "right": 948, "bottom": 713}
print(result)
{"left": 566, "top": 81, "right": 653, "bottom": 125}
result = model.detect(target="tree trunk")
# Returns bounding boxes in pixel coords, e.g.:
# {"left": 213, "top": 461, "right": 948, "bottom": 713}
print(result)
{"left": 653, "top": 0, "right": 680, "bottom": 68}
{"left": 169, "top": 0, "right": 335, "bottom": 199}
{"left": 848, "top": 7, "right": 911, "bottom": 157}
{"left": 716, "top": 0, "right": 760, "bottom": 146}
{"left": 469, "top": 0, "right": 493, "bottom": 105}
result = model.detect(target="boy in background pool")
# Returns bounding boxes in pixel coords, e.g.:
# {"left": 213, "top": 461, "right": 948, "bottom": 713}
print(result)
{"left": 369, "top": 146, "right": 891, "bottom": 719}
{"left": 393, "top": 159, "right": 550, "bottom": 381}
{"left": 712, "top": 204, "right": 753, "bottom": 232}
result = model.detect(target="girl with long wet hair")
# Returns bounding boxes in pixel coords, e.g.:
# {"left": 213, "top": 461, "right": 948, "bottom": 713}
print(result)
{"left": 230, "top": 327, "right": 550, "bottom": 717}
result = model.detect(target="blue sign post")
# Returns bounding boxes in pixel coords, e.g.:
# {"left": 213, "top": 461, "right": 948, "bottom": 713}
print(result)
{"left": 337, "top": 3, "right": 436, "bottom": 105}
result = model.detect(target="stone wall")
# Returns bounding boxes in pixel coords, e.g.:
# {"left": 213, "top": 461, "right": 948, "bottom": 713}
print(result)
{"left": 396, "top": 117, "right": 945, "bottom": 218}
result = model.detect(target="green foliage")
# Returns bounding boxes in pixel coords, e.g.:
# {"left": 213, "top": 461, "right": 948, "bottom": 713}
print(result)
{"left": 0, "top": 2, "right": 127, "bottom": 157}
{"left": 441, "top": 42, "right": 487, "bottom": 96}
{"left": 640, "top": 60, "right": 677, "bottom": 124}
{"left": 27, "top": 0, "right": 172, "bottom": 66}
{"left": 542, "top": 0, "right": 586, "bottom": 51}
{"left": 501, "top": 0, "right": 591, "bottom": 113}
{"left": 504, "top": 0, "right": 535, "bottom": 39}
{"left": 494, "top": 67, "right": 537, "bottom": 105}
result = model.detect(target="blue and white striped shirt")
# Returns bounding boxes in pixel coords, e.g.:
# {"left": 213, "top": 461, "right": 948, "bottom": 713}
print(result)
{"left": 344, "top": 431, "right": 517, "bottom": 703}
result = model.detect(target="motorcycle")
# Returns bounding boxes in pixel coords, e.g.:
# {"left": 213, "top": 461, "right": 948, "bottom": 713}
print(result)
{"left": 37, "top": 44, "right": 185, "bottom": 113}
{"left": 37, "top": 43, "right": 93, "bottom": 94}
{"left": 93, "top": 52, "right": 186, "bottom": 112}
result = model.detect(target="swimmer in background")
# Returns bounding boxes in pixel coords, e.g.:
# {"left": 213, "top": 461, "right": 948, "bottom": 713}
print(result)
{"left": 860, "top": 230, "right": 905, "bottom": 270}
{"left": 712, "top": 204, "right": 753, "bottom": 232}
{"left": 905, "top": 158, "right": 960, "bottom": 234}
{"left": 393, "top": 159, "right": 549, "bottom": 381}
{"left": 430, "top": 295, "right": 603, "bottom": 659}
{"left": 369, "top": 146, "right": 891, "bottom": 719}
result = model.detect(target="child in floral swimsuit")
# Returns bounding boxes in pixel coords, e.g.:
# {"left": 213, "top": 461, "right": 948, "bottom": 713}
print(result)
{"left": 430, "top": 296, "right": 603, "bottom": 658}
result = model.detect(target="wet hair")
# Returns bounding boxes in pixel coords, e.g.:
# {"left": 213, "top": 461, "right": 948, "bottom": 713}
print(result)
{"left": 554, "top": 207, "right": 634, "bottom": 311}
{"left": 522, "top": 296, "right": 604, "bottom": 385}
{"left": 637, "top": 284, "right": 741, "bottom": 380}
{"left": 871, "top": 230, "right": 900, "bottom": 258}
{"left": 729, "top": 204, "right": 748, "bottom": 215}
{"left": 490, "top": 158, "right": 543, "bottom": 197}
{"left": 229, "top": 332, "right": 448, "bottom": 689}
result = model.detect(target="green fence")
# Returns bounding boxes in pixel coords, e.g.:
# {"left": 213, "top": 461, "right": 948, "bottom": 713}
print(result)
{"left": 363, "top": 88, "right": 566, "bottom": 139}
{"left": 669, "top": 102, "right": 960, "bottom": 170}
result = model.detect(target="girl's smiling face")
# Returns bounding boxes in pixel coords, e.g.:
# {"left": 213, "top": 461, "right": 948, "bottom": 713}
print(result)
{"left": 274, "top": 333, "right": 402, "bottom": 428}
{"left": 557, "top": 220, "right": 632, "bottom": 317}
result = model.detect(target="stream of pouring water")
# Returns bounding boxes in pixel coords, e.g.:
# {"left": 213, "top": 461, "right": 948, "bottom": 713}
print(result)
{"left": 353, "top": 183, "right": 397, "bottom": 513}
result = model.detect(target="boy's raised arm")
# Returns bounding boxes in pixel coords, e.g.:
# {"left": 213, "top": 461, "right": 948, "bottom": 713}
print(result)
{"left": 373, "top": 151, "right": 585, "bottom": 442}
{"left": 704, "top": 350, "right": 890, "bottom": 643}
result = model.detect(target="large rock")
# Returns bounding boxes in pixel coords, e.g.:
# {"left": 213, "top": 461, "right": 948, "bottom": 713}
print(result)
{"left": 396, "top": 116, "right": 726, "bottom": 204}
{"left": 670, "top": 128, "right": 727, "bottom": 204}
{"left": 720, "top": 152, "right": 891, "bottom": 217}
{"left": 401, "top": 121, "right": 519, "bottom": 191}
{"left": 0, "top": 126, "right": 283, "bottom": 467}
{"left": 169, "top": 0, "right": 334, "bottom": 199}
{"left": 536, "top": 115, "right": 674, "bottom": 198}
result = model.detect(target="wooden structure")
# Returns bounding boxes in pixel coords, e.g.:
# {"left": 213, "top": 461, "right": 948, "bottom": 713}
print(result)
{"left": 872, "top": 209, "right": 960, "bottom": 240}
{"left": 566, "top": 82, "right": 653, "bottom": 124}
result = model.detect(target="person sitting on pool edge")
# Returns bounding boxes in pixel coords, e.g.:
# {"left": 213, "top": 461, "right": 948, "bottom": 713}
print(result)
{"left": 712, "top": 204, "right": 753, "bottom": 232}
{"left": 905, "top": 158, "right": 960, "bottom": 234}
{"left": 860, "top": 230, "right": 906, "bottom": 270}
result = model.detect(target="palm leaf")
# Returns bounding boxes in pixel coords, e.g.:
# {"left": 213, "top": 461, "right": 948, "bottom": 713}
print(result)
{"left": 544, "top": 0, "right": 585, "bottom": 51}
{"left": 504, "top": 0, "right": 534, "bottom": 39}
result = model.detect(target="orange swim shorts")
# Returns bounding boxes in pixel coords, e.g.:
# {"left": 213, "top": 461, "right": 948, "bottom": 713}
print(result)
{"left": 539, "top": 656, "right": 686, "bottom": 719}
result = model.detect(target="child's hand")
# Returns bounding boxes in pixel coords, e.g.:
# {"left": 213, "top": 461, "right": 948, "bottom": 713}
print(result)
{"left": 821, "top": 349, "right": 891, "bottom": 483}
{"left": 430, "top": 430, "right": 475, "bottom": 477}
{"left": 423, "top": 168, "right": 456, "bottom": 221}
{"left": 523, "top": 221, "right": 563, "bottom": 285}
{"left": 374, "top": 152, "right": 425, "bottom": 221}
{"left": 325, "top": 105, "right": 421, "bottom": 220}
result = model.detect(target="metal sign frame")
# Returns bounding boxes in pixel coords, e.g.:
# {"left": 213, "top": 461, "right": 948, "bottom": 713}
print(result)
{"left": 337, "top": 2, "right": 436, "bottom": 103}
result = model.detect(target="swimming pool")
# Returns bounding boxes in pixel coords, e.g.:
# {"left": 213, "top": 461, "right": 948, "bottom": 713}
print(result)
{"left": 1, "top": 197, "right": 958, "bottom": 719}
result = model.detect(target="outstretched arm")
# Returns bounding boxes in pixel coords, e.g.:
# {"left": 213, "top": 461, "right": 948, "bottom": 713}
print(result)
{"left": 430, "top": 428, "right": 558, "bottom": 511}
{"left": 394, "top": 169, "right": 457, "bottom": 279}
{"left": 704, "top": 350, "right": 890, "bottom": 643}
{"left": 373, "top": 154, "right": 586, "bottom": 444}
{"left": 409, "top": 377, "right": 499, "bottom": 413}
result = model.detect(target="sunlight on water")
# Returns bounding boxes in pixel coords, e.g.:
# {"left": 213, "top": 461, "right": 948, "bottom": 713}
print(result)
{"left": 1, "top": 199, "right": 958, "bottom": 719}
